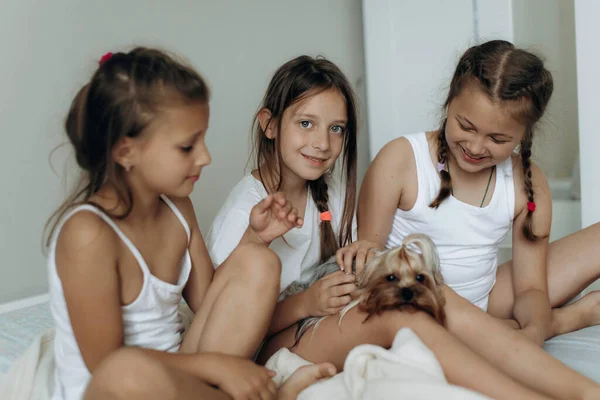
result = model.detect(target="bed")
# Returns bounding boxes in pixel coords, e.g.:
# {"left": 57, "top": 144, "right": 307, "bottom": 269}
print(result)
{"left": 1, "top": 294, "right": 599, "bottom": 384}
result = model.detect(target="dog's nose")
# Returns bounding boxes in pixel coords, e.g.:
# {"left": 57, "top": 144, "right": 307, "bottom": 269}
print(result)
{"left": 401, "top": 288, "right": 414, "bottom": 301}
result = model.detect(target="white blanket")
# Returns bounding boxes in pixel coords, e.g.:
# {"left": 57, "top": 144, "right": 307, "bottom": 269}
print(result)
{"left": 0, "top": 306, "right": 194, "bottom": 400}
{"left": 266, "top": 328, "right": 490, "bottom": 400}
{"left": 2, "top": 326, "right": 488, "bottom": 400}
{"left": 0, "top": 328, "right": 55, "bottom": 400}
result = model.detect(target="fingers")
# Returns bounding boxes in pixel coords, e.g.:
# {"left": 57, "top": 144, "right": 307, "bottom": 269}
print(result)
{"left": 331, "top": 282, "right": 357, "bottom": 297}
{"left": 328, "top": 294, "right": 352, "bottom": 309}
{"left": 270, "top": 192, "right": 303, "bottom": 228}
{"left": 254, "top": 194, "right": 274, "bottom": 213}
{"left": 322, "top": 270, "right": 355, "bottom": 286}
{"left": 271, "top": 191, "right": 288, "bottom": 207}
{"left": 342, "top": 250, "right": 355, "bottom": 273}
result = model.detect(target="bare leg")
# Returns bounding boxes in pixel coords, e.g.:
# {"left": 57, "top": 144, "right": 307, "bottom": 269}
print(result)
{"left": 84, "top": 348, "right": 231, "bottom": 400}
{"left": 444, "top": 287, "right": 599, "bottom": 400}
{"left": 260, "top": 309, "right": 548, "bottom": 400}
{"left": 260, "top": 287, "right": 600, "bottom": 400}
{"left": 180, "top": 243, "right": 281, "bottom": 357}
{"left": 489, "top": 222, "right": 600, "bottom": 336}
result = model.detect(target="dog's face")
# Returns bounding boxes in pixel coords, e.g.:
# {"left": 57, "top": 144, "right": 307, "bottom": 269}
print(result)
{"left": 355, "top": 234, "right": 446, "bottom": 326}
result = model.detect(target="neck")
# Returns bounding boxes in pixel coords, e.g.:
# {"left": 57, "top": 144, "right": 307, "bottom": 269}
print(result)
{"left": 256, "top": 166, "right": 308, "bottom": 199}
{"left": 447, "top": 153, "right": 493, "bottom": 181}
{"left": 95, "top": 178, "right": 161, "bottom": 224}
{"left": 126, "top": 175, "right": 162, "bottom": 222}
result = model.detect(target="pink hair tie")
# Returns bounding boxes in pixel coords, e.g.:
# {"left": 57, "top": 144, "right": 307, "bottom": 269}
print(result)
{"left": 527, "top": 201, "right": 536, "bottom": 213}
{"left": 437, "top": 162, "right": 445, "bottom": 172}
{"left": 320, "top": 211, "right": 332, "bottom": 222}
{"left": 99, "top": 52, "right": 113, "bottom": 66}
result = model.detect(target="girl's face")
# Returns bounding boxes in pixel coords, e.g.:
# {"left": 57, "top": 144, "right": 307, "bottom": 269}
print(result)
{"left": 132, "top": 101, "right": 211, "bottom": 197}
{"left": 445, "top": 85, "right": 526, "bottom": 173}
{"left": 274, "top": 88, "right": 347, "bottom": 185}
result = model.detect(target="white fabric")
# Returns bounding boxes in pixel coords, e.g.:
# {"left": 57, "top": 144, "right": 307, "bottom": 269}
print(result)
{"left": 207, "top": 173, "right": 354, "bottom": 294}
{"left": 0, "top": 328, "right": 55, "bottom": 400}
{"left": 266, "top": 328, "right": 490, "bottom": 400}
{"left": 47, "top": 196, "right": 192, "bottom": 400}
{"left": 386, "top": 133, "right": 515, "bottom": 310}
{"left": 0, "top": 304, "right": 195, "bottom": 400}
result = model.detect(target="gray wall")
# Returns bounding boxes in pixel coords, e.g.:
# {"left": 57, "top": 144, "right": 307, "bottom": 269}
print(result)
{"left": 0, "top": 0, "right": 369, "bottom": 304}
{"left": 513, "top": 0, "right": 579, "bottom": 179}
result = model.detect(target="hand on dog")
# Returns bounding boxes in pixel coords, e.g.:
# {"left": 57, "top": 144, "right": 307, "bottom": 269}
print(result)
{"left": 335, "top": 239, "right": 382, "bottom": 275}
{"left": 248, "top": 192, "right": 303, "bottom": 245}
{"left": 303, "top": 271, "right": 357, "bottom": 316}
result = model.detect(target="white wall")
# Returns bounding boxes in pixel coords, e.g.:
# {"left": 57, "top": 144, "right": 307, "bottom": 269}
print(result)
{"left": 362, "top": 0, "right": 512, "bottom": 160}
{"left": 512, "top": 0, "right": 578, "bottom": 180}
{"left": 0, "top": 0, "right": 369, "bottom": 304}
{"left": 575, "top": 0, "right": 600, "bottom": 228}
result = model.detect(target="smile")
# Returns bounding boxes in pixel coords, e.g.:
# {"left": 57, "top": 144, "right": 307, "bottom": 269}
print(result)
{"left": 460, "top": 146, "right": 487, "bottom": 164}
{"left": 302, "top": 154, "right": 327, "bottom": 166}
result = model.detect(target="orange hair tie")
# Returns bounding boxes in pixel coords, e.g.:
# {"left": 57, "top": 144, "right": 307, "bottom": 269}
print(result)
{"left": 320, "top": 211, "right": 332, "bottom": 222}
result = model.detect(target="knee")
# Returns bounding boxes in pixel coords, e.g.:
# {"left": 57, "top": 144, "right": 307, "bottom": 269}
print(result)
{"left": 376, "top": 308, "right": 438, "bottom": 342}
{"left": 84, "top": 348, "right": 176, "bottom": 400}
{"left": 231, "top": 243, "right": 282, "bottom": 291}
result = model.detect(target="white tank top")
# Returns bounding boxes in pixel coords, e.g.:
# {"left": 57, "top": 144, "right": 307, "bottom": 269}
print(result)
{"left": 386, "top": 133, "right": 515, "bottom": 310}
{"left": 48, "top": 195, "right": 192, "bottom": 400}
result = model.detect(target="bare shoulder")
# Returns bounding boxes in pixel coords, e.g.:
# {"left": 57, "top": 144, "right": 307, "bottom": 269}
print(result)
{"left": 372, "top": 135, "right": 416, "bottom": 173}
{"left": 510, "top": 154, "right": 550, "bottom": 196}
{"left": 55, "top": 209, "right": 119, "bottom": 271}
{"left": 166, "top": 196, "right": 199, "bottom": 230}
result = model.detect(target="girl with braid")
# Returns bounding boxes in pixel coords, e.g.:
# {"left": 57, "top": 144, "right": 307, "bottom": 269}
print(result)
{"left": 247, "top": 47, "right": 600, "bottom": 400}
{"left": 207, "top": 55, "right": 359, "bottom": 336}
{"left": 339, "top": 40, "right": 600, "bottom": 345}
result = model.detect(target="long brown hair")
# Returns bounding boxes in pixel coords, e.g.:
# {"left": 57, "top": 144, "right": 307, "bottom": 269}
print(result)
{"left": 45, "top": 47, "right": 210, "bottom": 246}
{"left": 430, "top": 40, "right": 553, "bottom": 241}
{"left": 251, "top": 56, "right": 358, "bottom": 262}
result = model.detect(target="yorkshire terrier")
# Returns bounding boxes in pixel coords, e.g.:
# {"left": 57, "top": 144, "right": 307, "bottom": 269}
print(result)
{"left": 282, "top": 234, "right": 446, "bottom": 343}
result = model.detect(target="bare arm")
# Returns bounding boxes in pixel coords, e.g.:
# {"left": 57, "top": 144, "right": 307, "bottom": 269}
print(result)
{"left": 511, "top": 162, "right": 553, "bottom": 344}
{"left": 268, "top": 271, "right": 356, "bottom": 335}
{"left": 56, "top": 211, "right": 124, "bottom": 373}
{"left": 170, "top": 197, "right": 214, "bottom": 314}
{"left": 357, "top": 137, "right": 410, "bottom": 246}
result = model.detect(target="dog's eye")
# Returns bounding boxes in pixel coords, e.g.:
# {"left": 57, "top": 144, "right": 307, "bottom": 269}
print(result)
{"left": 416, "top": 274, "right": 425, "bottom": 282}
{"left": 386, "top": 275, "right": 398, "bottom": 282}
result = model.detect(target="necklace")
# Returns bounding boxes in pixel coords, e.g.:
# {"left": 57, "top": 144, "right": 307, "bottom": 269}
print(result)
{"left": 446, "top": 161, "right": 495, "bottom": 208}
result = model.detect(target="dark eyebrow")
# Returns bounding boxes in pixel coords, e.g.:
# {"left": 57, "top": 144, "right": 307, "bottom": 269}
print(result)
{"left": 296, "top": 113, "right": 347, "bottom": 125}
{"left": 457, "top": 114, "right": 475, "bottom": 128}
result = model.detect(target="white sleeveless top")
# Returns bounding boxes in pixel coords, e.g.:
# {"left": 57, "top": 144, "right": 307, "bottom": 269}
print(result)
{"left": 48, "top": 196, "right": 192, "bottom": 400}
{"left": 386, "top": 133, "right": 515, "bottom": 310}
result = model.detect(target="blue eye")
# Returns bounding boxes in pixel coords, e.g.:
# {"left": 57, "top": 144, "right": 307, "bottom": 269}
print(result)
{"left": 331, "top": 125, "right": 344, "bottom": 134}
{"left": 300, "top": 120, "right": 313, "bottom": 128}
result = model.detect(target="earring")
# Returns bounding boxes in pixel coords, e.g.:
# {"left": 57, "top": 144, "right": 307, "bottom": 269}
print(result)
{"left": 124, "top": 163, "right": 131, "bottom": 172}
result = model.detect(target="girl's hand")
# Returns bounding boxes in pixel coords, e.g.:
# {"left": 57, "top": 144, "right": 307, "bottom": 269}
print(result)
{"left": 212, "top": 355, "right": 277, "bottom": 400}
{"left": 249, "top": 192, "right": 303, "bottom": 245}
{"left": 335, "top": 240, "right": 381, "bottom": 275}
{"left": 303, "top": 271, "right": 357, "bottom": 316}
